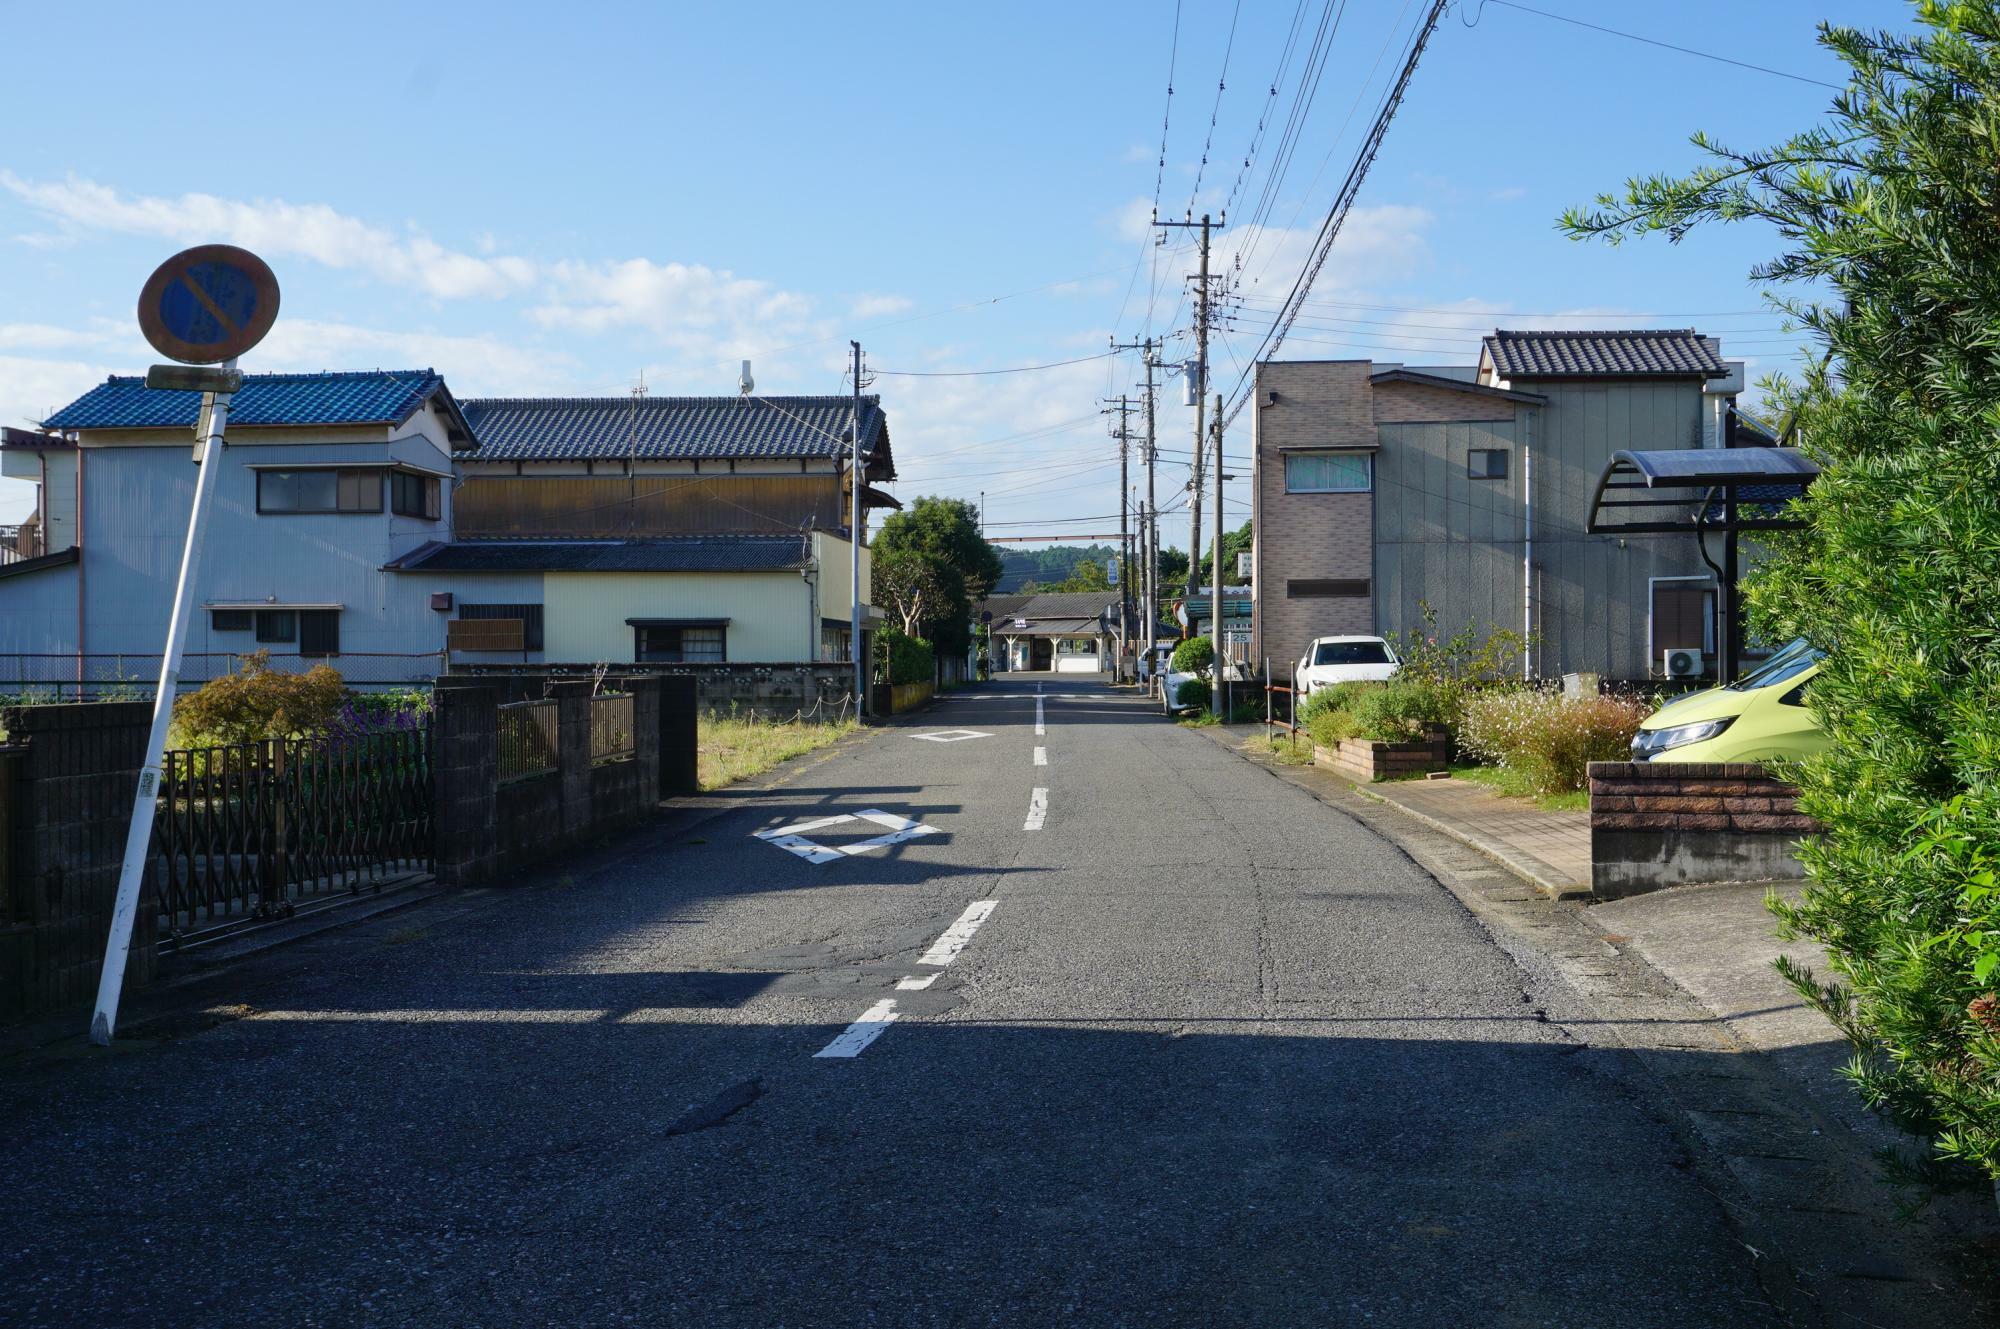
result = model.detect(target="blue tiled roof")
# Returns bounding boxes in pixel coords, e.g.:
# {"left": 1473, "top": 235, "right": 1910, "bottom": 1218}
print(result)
{"left": 42, "top": 369, "right": 461, "bottom": 433}
{"left": 460, "top": 395, "right": 894, "bottom": 477}
{"left": 393, "top": 536, "right": 815, "bottom": 574}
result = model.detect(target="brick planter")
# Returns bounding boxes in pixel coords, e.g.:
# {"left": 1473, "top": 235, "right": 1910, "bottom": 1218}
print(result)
{"left": 1314, "top": 733, "right": 1452, "bottom": 782}
{"left": 1588, "top": 760, "right": 1821, "bottom": 899}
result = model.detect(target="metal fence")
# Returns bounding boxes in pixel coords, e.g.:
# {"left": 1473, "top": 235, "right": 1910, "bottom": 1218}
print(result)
{"left": 497, "top": 699, "right": 559, "bottom": 782}
{"left": 590, "top": 693, "right": 636, "bottom": 764}
{"left": 154, "top": 727, "right": 432, "bottom": 942}
{"left": 0, "top": 652, "right": 447, "bottom": 699}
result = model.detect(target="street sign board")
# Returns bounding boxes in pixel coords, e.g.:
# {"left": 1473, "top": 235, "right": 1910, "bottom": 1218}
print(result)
{"left": 137, "top": 245, "right": 280, "bottom": 364}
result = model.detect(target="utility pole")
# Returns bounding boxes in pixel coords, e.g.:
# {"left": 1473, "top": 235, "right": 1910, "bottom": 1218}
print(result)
{"left": 1212, "top": 392, "right": 1226, "bottom": 719}
{"left": 1156, "top": 214, "right": 1219, "bottom": 607}
{"left": 1112, "top": 335, "right": 1163, "bottom": 670}
{"left": 1101, "top": 393, "right": 1138, "bottom": 681}
{"left": 850, "top": 341, "right": 865, "bottom": 718}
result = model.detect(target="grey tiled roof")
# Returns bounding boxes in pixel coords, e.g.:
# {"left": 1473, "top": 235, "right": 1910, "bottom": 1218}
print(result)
{"left": 1482, "top": 330, "right": 1729, "bottom": 379}
{"left": 981, "top": 592, "right": 1117, "bottom": 621}
{"left": 460, "top": 394, "right": 894, "bottom": 476}
{"left": 394, "top": 536, "right": 813, "bottom": 574}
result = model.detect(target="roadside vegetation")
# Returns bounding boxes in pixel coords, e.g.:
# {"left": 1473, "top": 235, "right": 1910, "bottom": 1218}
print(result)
{"left": 698, "top": 710, "right": 857, "bottom": 791}
{"left": 1563, "top": 3, "right": 2000, "bottom": 1192}
{"left": 168, "top": 652, "right": 430, "bottom": 747}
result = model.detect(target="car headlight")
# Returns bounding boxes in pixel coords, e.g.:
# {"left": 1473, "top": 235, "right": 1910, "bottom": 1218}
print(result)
{"left": 1632, "top": 716, "right": 1734, "bottom": 759}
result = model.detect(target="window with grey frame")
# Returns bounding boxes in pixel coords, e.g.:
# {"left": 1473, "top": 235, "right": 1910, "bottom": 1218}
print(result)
{"left": 257, "top": 468, "right": 383, "bottom": 514}
{"left": 1468, "top": 448, "right": 1509, "bottom": 480}
{"left": 1282, "top": 451, "right": 1372, "bottom": 493}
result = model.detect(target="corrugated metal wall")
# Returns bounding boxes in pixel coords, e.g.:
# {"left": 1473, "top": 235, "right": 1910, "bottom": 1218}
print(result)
{"left": 1525, "top": 380, "right": 1712, "bottom": 679}
{"left": 454, "top": 475, "right": 842, "bottom": 537}
{"left": 1373, "top": 417, "right": 1524, "bottom": 653}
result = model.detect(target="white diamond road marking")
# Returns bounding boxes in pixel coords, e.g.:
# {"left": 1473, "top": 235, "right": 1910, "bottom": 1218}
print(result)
{"left": 910, "top": 729, "right": 993, "bottom": 743}
{"left": 755, "top": 809, "right": 940, "bottom": 865}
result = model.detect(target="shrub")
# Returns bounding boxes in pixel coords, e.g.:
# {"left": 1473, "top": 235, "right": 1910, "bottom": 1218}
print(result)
{"left": 332, "top": 688, "right": 432, "bottom": 738}
{"left": 1298, "top": 680, "right": 1374, "bottom": 723}
{"left": 1170, "top": 635, "right": 1214, "bottom": 676}
{"left": 1305, "top": 706, "right": 1359, "bottom": 749}
{"left": 171, "top": 650, "right": 346, "bottom": 746}
{"left": 1351, "top": 678, "right": 1460, "bottom": 742}
{"left": 878, "top": 629, "right": 935, "bottom": 686}
{"left": 1458, "top": 687, "right": 1649, "bottom": 795}
{"left": 1174, "top": 678, "right": 1210, "bottom": 709}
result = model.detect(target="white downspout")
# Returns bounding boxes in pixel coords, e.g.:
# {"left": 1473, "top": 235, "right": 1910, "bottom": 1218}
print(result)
{"left": 1522, "top": 406, "right": 1535, "bottom": 682}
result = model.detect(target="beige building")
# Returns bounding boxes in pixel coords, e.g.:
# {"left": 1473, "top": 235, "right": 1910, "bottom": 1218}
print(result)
{"left": 1251, "top": 330, "right": 1745, "bottom": 683}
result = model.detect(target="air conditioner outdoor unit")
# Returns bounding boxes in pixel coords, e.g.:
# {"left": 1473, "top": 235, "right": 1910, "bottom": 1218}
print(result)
{"left": 1662, "top": 648, "right": 1705, "bottom": 679}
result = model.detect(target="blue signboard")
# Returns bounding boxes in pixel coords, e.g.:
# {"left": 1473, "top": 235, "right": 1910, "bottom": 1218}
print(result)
{"left": 137, "top": 245, "right": 280, "bottom": 365}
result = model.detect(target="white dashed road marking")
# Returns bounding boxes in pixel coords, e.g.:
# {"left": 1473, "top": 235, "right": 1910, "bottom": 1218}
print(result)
{"left": 1024, "top": 787, "right": 1048, "bottom": 831}
{"left": 1034, "top": 696, "right": 1045, "bottom": 736}
{"left": 816, "top": 902, "right": 1000, "bottom": 1059}
{"left": 813, "top": 999, "right": 901, "bottom": 1058}
{"left": 1033, "top": 746, "right": 1047, "bottom": 766}
{"left": 919, "top": 899, "right": 1000, "bottom": 966}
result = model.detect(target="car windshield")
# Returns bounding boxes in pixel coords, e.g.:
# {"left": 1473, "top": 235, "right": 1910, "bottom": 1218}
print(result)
{"left": 1728, "top": 637, "right": 1823, "bottom": 692}
{"left": 1313, "top": 641, "right": 1391, "bottom": 666}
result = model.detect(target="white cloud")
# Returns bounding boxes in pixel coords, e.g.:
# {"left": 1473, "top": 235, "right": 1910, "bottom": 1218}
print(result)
{"left": 253, "top": 320, "right": 579, "bottom": 397}
{"left": 530, "top": 257, "right": 825, "bottom": 360}
{"left": 0, "top": 172, "right": 537, "bottom": 300}
{"left": 851, "top": 293, "right": 914, "bottom": 319}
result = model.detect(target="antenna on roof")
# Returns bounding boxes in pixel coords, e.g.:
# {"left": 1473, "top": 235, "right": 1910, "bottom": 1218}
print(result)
{"left": 739, "top": 360, "right": 755, "bottom": 396}
{"left": 627, "top": 372, "right": 647, "bottom": 533}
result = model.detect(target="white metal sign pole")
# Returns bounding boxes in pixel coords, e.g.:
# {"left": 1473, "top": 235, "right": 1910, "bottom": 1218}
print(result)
{"left": 89, "top": 360, "right": 236, "bottom": 1046}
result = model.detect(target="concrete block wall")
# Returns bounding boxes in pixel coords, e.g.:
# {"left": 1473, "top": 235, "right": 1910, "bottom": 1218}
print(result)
{"left": 451, "top": 662, "right": 854, "bottom": 722}
{"left": 0, "top": 702, "right": 157, "bottom": 1021}
{"left": 1588, "top": 760, "right": 1819, "bottom": 899}
{"left": 433, "top": 676, "right": 680, "bottom": 887}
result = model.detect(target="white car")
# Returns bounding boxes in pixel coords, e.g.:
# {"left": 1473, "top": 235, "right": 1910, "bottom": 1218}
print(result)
{"left": 1294, "top": 635, "right": 1400, "bottom": 696}
{"left": 1138, "top": 644, "right": 1174, "bottom": 683}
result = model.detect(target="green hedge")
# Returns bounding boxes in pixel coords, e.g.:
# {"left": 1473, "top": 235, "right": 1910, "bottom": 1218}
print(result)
{"left": 879, "top": 630, "right": 935, "bottom": 686}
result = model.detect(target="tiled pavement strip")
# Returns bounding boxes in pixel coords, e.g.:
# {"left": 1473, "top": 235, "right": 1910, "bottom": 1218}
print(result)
{"left": 1363, "top": 773, "right": 1591, "bottom": 897}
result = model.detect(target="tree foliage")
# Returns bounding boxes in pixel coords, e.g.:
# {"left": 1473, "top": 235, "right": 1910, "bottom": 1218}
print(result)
{"left": 1046, "top": 557, "right": 1113, "bottom": 594}
{"left": 872, "top": 496, "right": 1004, "bottom": 660}
{"left": 172, "top": 650, "right": 347, "bottom": 746}
{"left": 873, "top": 547, "right": 947, "bottom": 638}
{"left": 1564, "top": 1, "right": 2000, "bottom": 1189}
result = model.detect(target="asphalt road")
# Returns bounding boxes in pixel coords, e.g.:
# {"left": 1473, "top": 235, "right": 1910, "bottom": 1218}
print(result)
{"left": 0, "top": 675, "right": 1790, "bottom": 1327}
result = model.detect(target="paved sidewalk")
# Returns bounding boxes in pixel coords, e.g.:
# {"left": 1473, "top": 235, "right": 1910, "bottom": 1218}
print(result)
{"left": 1361, "top": 776, "right": 1590, "bottom": 897}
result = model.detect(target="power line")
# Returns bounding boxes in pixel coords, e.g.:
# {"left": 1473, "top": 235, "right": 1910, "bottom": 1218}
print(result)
{"left": 1151, "top": 0, "right": 1184, "bottom": 224}
{"left": 1474, "top": 0, "right": 1843, "bottom": 91}
{"left": 1222, "top": 0, "right": 1451, "bottom": 430}
{"left": 871, "top": 349, "right": 1117, "bottom": 377}
{"left": 1184, "top": 0, "right": 1244, "bottom": 218}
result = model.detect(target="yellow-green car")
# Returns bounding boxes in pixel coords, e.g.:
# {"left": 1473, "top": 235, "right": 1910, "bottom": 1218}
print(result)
{"left": 1631, "top": 638, "right": 1828, "bottom": 763}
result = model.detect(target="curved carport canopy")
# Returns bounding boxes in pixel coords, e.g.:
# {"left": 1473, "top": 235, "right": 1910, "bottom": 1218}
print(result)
{"left": 1585, "top": 446, "right": 1819, "bottom": 682}
{"left": 1586, "top": 446, "right": 1818, "bottom": 536}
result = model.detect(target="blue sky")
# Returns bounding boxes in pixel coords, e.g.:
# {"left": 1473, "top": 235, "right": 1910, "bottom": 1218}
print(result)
{"left": 0, "top": 1, "right": 1898, "bottom": 538}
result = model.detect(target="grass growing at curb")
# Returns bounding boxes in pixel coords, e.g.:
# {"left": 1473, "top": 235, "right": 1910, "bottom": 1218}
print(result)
{"left": 1450, "top": 763, "right": 1589, "bottom": 812}
{"left": 699, "top": 713, "right": 858, "bottom": 791}
{"left": 1262, "top": 734, "right": 1315, "bottom": 766}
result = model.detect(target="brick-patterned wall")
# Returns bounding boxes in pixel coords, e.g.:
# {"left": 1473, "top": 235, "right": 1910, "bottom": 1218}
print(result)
{"left": 1314, "top": 735, "right": 1452, "bottom": 783}
{"left": 1587, "top": 760, "right": 1819, "bottom": 899}
{"left": 1253, "top": 361, "right": 1378, "bottom": 675}
{"left": 1371, "top": 378, "right": 1518, "bottom": 424}
{"left": 1588, "top": 761, "right": 1819, "bottom": 835}
{"left": 0, "top": 702, "right": 157, "bottom": 1022}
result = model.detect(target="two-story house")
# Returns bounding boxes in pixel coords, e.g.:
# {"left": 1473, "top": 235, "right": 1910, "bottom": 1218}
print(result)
{"left": 1251, "top": 329, "right": 1745, "bottom": 683}
{"left": 0, "top": 372, "right": 893, "bottom": 689}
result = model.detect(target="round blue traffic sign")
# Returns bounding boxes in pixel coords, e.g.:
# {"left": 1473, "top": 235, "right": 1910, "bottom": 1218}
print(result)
{"left": 137, "top": 245, "right": 280, "bottom": 364}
